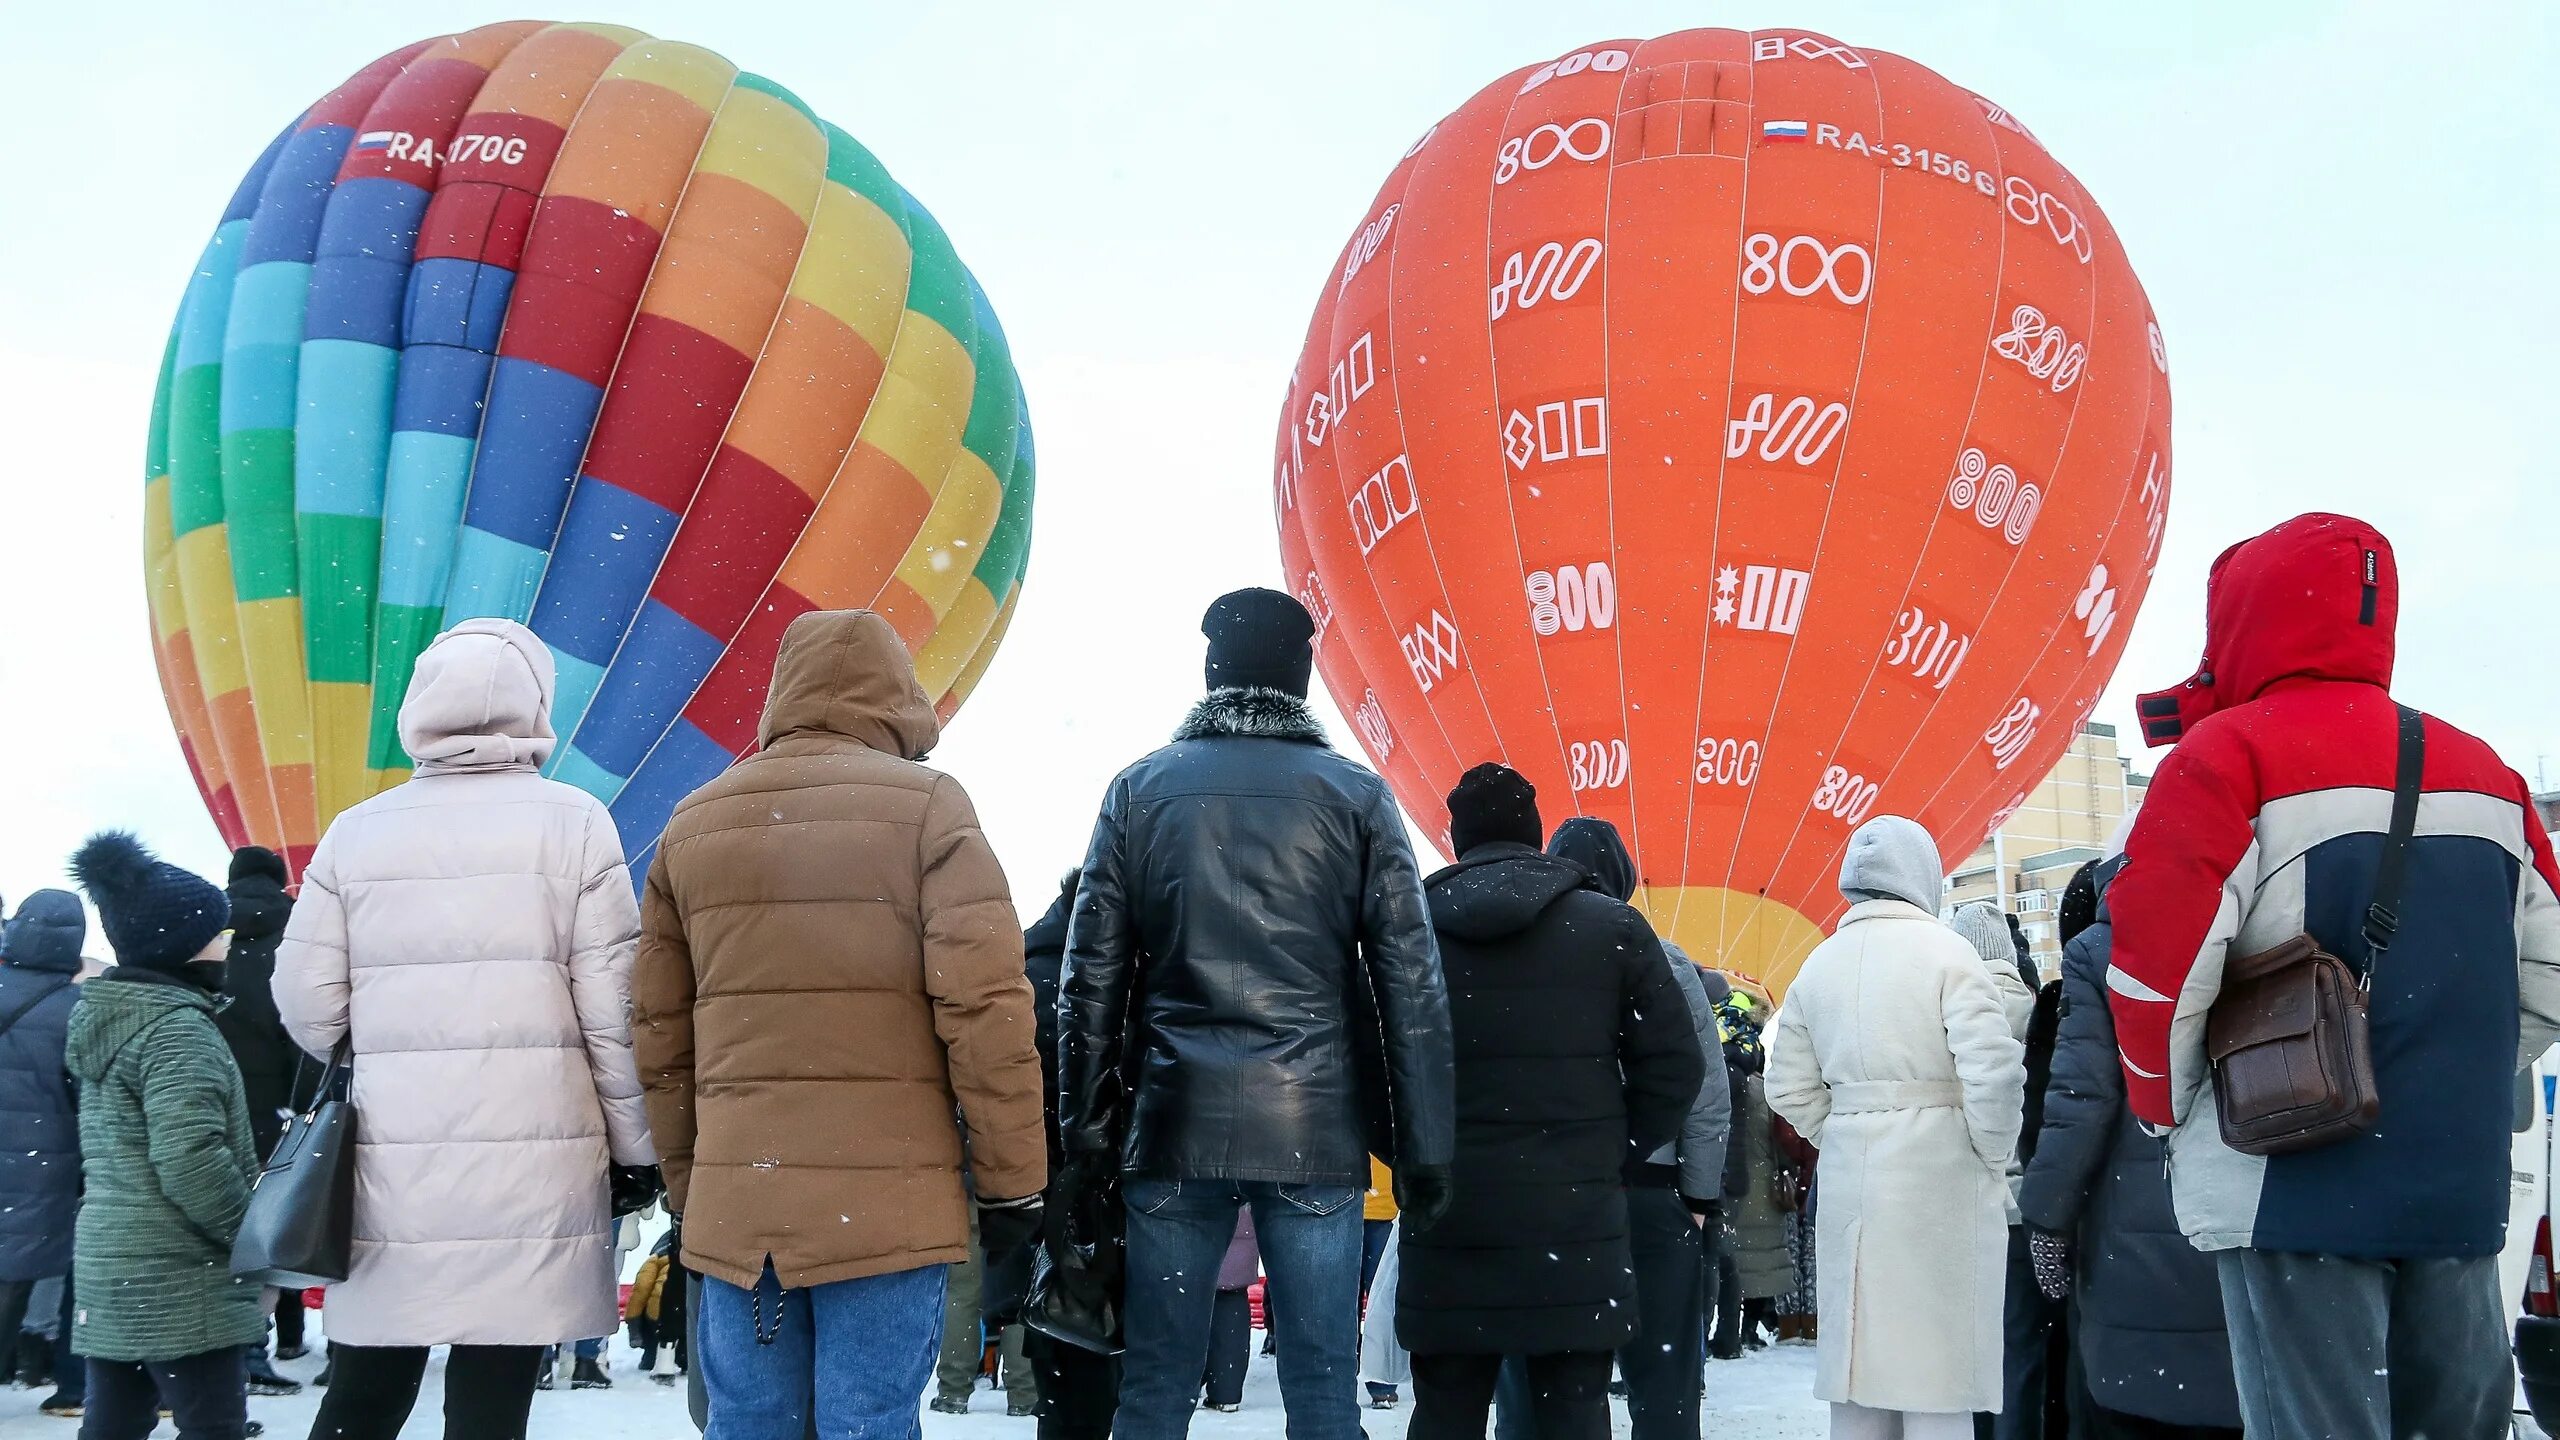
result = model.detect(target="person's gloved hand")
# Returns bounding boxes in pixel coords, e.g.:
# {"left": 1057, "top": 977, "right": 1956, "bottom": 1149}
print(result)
{"left": 610, "top": 1164, "right": 664, "bottom": 1219}
{"left": 977, "top": 1195, "right": 1046, "bottom": 1268}
{"left": 2029, "top": 1225, "right": 2072, "bottom": 1301}
{"left": 1394, "top": 1165, "right": 1454, "bottom": 1235}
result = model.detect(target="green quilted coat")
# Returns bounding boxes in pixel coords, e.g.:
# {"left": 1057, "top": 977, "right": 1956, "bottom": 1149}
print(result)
{"left": 65, "top": 973, "right": 264, "bottom": 1361}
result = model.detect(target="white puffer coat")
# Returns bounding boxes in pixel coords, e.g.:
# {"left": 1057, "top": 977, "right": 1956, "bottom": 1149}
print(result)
{"left": 275, "top": 618, "right": 655, "bottom": 1346}
{"left": 1765, "top": 817, "right": 2025, "bottom": 1415}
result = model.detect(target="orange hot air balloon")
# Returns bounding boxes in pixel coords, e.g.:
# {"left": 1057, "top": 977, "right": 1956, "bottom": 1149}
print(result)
{"left": 1274, "top": 28, "right": 2170, "bottom": 996}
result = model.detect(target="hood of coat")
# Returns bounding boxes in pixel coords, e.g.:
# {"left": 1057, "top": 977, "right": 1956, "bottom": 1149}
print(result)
{"left": 399, "top": 617, "right": 557, "bottom": 772}
{"left": 757, "top": 610, "right": 940, "bottom": 759}
{"left": 1547, "top": 816, "right": 1637, "bottom": 902}
{"left": 1173, "top": 686, "right": 1329, "bottom": 746}
{"left": 65, "top": 970, "right": 218, "bottom": 1085}
{"left": 2137, "top": 512, "right": 2397, "bottom": 748}
{"left": 1426, "top": 843, "right": 1590, "bottom": 943}
{"left": 223, "top": 871, "right": 291, "bottom": 946}
{"left": 1836, "top": 815, "right": 1944, "bottom": 912}
{"left": 2088, "top": 851, "right": 2127, "bottom": 928}
{"left": 2, "top": 890, "right": 87, "bottom": 975}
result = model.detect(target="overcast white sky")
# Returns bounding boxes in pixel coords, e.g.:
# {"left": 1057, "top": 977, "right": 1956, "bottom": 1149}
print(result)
{"left": 0, "top": 0, "right": 2552, "bottom": 931}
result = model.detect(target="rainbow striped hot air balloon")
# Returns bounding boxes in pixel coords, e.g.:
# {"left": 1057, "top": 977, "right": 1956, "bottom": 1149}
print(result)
{"left": 142, "top": 23, "right": 1035, "bottom": 878}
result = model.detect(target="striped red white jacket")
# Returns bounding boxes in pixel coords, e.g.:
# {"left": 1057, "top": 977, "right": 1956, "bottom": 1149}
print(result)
{"left": 2108, "top": 513, "right": 2560, "bottom": 1257}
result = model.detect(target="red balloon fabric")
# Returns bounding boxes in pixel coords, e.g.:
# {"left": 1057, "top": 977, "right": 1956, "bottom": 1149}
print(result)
{"left": 1273, "top": 28, "right": 2171, "bottom": 995}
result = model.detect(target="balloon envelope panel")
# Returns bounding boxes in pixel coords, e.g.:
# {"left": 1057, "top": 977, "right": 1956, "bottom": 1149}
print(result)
{"left": 145, "top": 24, "right": 1034, "bottom": 878}
{"left": 1274, "top": 28, "right": 2169, "bottom": 994}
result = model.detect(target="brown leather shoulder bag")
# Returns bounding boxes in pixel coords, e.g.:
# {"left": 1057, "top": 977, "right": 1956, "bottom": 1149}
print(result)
{"left": 2204, "top": 704, "right": 2422, "bottom": 1157}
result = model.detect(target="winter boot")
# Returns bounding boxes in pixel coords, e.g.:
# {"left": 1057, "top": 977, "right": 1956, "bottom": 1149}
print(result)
{"left": 929, "top": 1396, "right": 970, "bottom": 1415}
{"left": 246, "top": 1350, "right": 302, "bottom": 1397}
{"left": 37, "top": 1389, "right": 80, "bottom": 1417}
{"left": 571, "top": 1356, "right": 613, "bottom": 1390}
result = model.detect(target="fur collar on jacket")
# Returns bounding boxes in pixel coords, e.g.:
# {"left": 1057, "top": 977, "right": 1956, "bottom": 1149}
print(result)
{"left": 1174, "top": 687, "right": 1329, "bottom": 746}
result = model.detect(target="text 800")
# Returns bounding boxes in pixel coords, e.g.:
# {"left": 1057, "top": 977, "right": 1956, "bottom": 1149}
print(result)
{"left": 1520, "top": 48, "right": 1630, "bottom": 95}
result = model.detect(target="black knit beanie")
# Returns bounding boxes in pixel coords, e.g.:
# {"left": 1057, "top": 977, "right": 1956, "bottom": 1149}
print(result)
{"left": 1202, "top": 588, "right": 1316, "bottom": 698}
{"left": 1448, "top": 763, "right": 1542, "bottom": 856}
{"left": 228, "top": 845, "right": 288, "bottom": 888}
{"left": 71, "top": 831, "right": 229, "bottom": 974}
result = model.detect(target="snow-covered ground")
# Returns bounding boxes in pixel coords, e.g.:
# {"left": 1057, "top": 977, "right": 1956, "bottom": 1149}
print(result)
{"left": 0, "top": 1332, "right": 1831, "bottom": 1438}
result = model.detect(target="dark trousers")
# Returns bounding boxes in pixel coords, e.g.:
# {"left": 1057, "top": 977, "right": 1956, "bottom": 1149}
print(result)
{"left": 2217, "top": 1250, "right": 2502, "bottom": 1440}
{"left": 307, "top": 1343, "right": 545, "bottom": 1440}
{"left": 1620, "top": 1187, "right": 1705, "bottom": 1440}
{"left": 273, "top": 1289, "right": 305, "bottom": 1353}
{"left": 0, "top": 1275, "right": 78, "bottom": 1396}
{"left": 1025, "top": 1328, "right": 1119, "bottom": 1440}
{"left": 1204, "top": 1289, "right": 1253, "bottom": 1406}
{"left": 1414, "top": 1351, "right": 1612, "bottom": 1440}
{"left": 83, "top": 1345, "right": 246, "bottom": 1440}
{"left": 1708, "top": 1247, "right": 1744, "bottom": 1358}
{"left": 1981, "top": 1226, "right": 2070, "bottom": 1440}
{"left": 51, "top": 1271, "right": 80, "bottom": 1402}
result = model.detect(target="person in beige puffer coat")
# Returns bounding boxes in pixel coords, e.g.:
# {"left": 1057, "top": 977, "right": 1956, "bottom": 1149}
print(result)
{"left": 275, "top": 617, "right": 657, "bottom": 1440}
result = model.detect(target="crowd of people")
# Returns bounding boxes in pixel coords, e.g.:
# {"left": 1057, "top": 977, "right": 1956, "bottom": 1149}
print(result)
{"left": 0, "top": 511, "right": 2553, "bottom": 1440}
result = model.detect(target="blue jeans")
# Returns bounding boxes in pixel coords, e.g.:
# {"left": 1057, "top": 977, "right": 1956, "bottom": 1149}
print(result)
{"left": 1119, "top": 1177, "right": 1364, "bottom": 1440}
{"left": 699, "top": 1260, "right": 949, "bottom": 1440}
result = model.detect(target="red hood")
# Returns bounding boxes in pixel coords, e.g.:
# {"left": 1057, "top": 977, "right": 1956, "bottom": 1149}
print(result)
{"left": 2137, "top": 512, "right": 2397, "bottom": 747}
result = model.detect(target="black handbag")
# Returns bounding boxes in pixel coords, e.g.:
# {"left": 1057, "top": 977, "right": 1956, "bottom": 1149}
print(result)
{"left": 231, "top": 1042, "right": 358, "bottom": 1287}
{"left": 1024, "top": 1175, "right": 1125, "bottom": 1355}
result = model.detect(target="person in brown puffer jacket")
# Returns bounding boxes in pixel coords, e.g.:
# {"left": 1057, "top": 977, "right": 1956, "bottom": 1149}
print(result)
{"left": 632, "top": 608, "right": 1045, "bottom": 1437}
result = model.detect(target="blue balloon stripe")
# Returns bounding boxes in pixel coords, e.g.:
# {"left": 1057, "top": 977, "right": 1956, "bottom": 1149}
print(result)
{"left": 294, "top": 340, "right": 398, "bottom": 519}
{"left": 376, "top": 430, "right": 475, "bottom": 608}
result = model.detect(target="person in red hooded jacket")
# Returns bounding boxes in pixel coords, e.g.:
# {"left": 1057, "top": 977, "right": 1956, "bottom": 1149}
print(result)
{"left": 2106, "top": 513, "right": 2560, "bottom": 1440}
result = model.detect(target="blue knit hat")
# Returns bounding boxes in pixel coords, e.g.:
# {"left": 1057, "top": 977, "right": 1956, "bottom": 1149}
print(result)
{"left": 71, "top": 831, "right": 229, "bottom": 973}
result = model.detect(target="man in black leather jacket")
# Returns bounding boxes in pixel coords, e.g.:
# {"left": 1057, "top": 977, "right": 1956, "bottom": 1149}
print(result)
{"left": 1059, "top": 588, "right": 1455, "bottom": 1440}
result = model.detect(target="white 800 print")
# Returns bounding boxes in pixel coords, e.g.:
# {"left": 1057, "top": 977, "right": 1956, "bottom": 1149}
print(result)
{"left": 1984, "top": 697, "right": 2042, "bottom": 771}
{"left": 1991, "top": 304, "right": 2087, "bottom": 393}
{"left": 1491, "top": 238, "right": 1604, "bottom": 319}
{"left": 1495, "top": 119, "right": 1611, "bottom": 184}
{"left": 1518, "top": 47, "right": 1629, "bottom": 95}
{"left": 1569, "top": 738, "right": 1631, "bottom": 790}
{"left": 1693, "top": 736, "right": 1763, "bottom": 787}
{"left": 1526, "top": 562, "right": 1616, "bottom": 636}
{"left": 1812, "top": 765, "right": 1881, "bottom": 826}
{"left": 1725, "top": 392, "right": 1850, "bottom": 466}
{"left": 1882, "top": 605, "right": 1968, "bottom": 691}
{"left": 1740, "top": 233, "right": 1872, "bottom": 305}
{"left": 1945, "top": 447, "right": 2043, "bottom": 546}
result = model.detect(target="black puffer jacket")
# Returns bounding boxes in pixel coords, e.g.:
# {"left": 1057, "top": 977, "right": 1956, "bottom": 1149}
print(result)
{"left": 1059, "top": 688, "right": 1452, "bottom": 1185}
{"left": 0, "top": 891, "right": 87, "bottom": 1280}
{"left": 1397, "top": 844, "right": 1702, "bottom": 1356}
{"left": 215, "top": 849, "right": 301, "bottom": 1158}
{"left": 2017, "top": 860, "right": 2239, "bottom": 1429}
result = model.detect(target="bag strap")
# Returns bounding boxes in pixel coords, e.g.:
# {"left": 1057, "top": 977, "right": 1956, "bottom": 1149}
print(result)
{"left": 288, "top": 1040, "right": 354, "bottom": 1122}
{"left": 2360, "top": 704, "right": 2427, "bottom": 978}
{"left": 0, "top": 975, "right": 72, "bottom": 1048}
